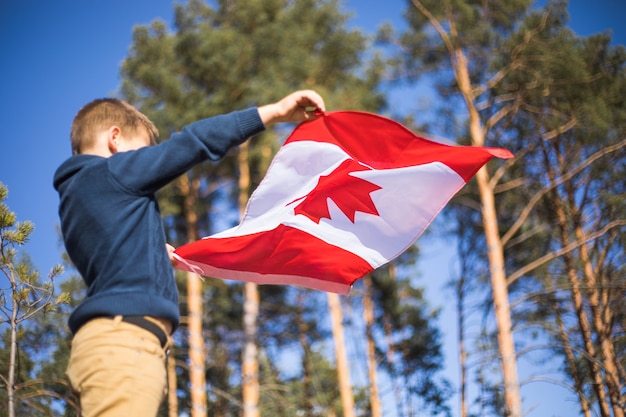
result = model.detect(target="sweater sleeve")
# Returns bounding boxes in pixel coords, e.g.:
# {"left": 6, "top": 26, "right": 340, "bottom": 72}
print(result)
{"left": 108, "top": 108, "right": 265, "bottom": 195}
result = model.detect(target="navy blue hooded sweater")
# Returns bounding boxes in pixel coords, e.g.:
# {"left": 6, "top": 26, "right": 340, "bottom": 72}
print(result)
{"left": 53, "top": 108, "right": 265, "bottom": 334}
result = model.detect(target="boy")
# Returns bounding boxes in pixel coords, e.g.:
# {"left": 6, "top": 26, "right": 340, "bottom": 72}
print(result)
{"left": 53, "top": 90, "right": 325, "bottom": 417}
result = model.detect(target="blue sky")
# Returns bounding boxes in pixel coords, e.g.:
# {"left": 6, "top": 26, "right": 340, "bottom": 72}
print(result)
{"left": 0, "top": 1, "right": 624, "bottom": 416}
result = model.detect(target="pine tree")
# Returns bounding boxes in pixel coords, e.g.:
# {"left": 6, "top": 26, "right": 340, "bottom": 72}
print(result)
{"left": 389, "top": 1, "right": 625, "bottom": 415}
{"left": 0, "top": 182, "right": 68, "bottom": 417}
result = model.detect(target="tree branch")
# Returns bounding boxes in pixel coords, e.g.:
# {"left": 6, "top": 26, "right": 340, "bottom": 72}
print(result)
{"left": 502, "top": 137, "right": 626, "bottom": 246}
{"left": 485, "top": 101, "right": 520, "bottom": 134}
{"left": 476, "top": 10, "right": 550, "bottom": 98}
{"left": 411, "top": 0, "right": 456, "bottom": 59}
{"left": 541, "top": 117, "right": 578, "bottom": 141}
{"left": 507, "top": 219, "right": 626, "bottom": 285}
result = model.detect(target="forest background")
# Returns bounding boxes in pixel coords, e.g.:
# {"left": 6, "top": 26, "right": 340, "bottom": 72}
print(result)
{"left": 0, "top": 0, "right": 624, "bottom": 416}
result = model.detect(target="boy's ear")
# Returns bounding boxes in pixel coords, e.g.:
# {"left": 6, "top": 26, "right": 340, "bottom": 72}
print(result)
{"left": 107, "top": 126, "right": 122, "bottom": 154}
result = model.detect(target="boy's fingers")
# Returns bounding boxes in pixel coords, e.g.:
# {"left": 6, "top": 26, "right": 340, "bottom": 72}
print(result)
{"left": 166, "top": 244, "right": 178, "bottom": 266}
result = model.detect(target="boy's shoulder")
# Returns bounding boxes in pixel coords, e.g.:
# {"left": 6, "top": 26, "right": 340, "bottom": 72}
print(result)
{"left": 53, "top": 154, "right": 105, "bottom": 191}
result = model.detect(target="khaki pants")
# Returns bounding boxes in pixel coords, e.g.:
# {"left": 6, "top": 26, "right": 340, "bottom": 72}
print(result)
{"left": 66, "top": 316, "right": 171, "bottom": 417}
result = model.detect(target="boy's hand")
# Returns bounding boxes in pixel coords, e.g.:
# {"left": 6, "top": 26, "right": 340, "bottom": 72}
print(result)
{"left": 166, "top": 243, "right": 178, "bottom": 266}
{"left": 258, "top": 90, "right": 326, "bottom": 126}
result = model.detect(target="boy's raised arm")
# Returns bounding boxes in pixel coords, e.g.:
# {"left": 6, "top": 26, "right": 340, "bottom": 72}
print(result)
{"left": 258, "top": 90, "right": 326, "bottom": 126}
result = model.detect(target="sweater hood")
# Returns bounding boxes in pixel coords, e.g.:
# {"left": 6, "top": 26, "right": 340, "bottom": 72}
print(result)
{"left": 53, "top": 155, "right": 103, "bottom": 191}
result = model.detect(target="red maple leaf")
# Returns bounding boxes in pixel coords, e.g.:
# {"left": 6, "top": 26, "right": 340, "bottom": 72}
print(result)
{"left": 289, "top": 158, "right": 382, "bottom": 224}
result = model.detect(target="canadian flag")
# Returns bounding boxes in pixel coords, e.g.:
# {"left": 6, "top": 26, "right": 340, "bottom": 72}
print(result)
{"left": 174, "top": 111, "right": 513, "bottom": 294}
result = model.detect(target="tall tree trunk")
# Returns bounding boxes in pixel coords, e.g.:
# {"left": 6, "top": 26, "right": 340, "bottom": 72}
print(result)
{"left": 328, "top": 293, "right": 356, "bottom": 417}
{"left": 460, "top": 63, "right": 522, "bottom": 417}
{"left": 410, "top": 2, "right": 522, "bottom": 414}
{"left": 555, "top": 224, "right": 610, "bottom": 417}
{"left": 188, "top": 274, "right": 208, "bottom": 417}
{"left": 181, "top": 174, "right": 208, "bottom": 417}
{"left": 297, "top": 290, "right": 314, "bottom": 417}
{"left": 566, "top": 181, "right": 624, "bottom": 417}
{"left": 541, "top": 142, "right": 611, "bottom": 417}
{"left": 475, "top": 168, "right": 521, "bottom": 417}
{"left": 7, "top": 275, "right": 18, "bottom": 417}
{"left": 363, "top": 276, "right": 382, "bottom": 417}
{"left": 456, "top": 273, "right": 468, "bottom": 417}
{"left": 167, "top": 347, "right": 179, "bottom": 417}
{"left": 546, "top": 276, "right": 593, "bottom": 417}
{"left": 239, "top": 142, "right": 260, "bottom": 417}
{"left": 380, "top": 265, "right": 406, "bottom": 417}
{"left": 242, "top": 282, "right": 260, "bottom": 417}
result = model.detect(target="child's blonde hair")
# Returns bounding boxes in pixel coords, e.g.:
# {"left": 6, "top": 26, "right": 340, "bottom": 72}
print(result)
{"left": 70, "top": 98, "right": 159, "bottom": 155}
